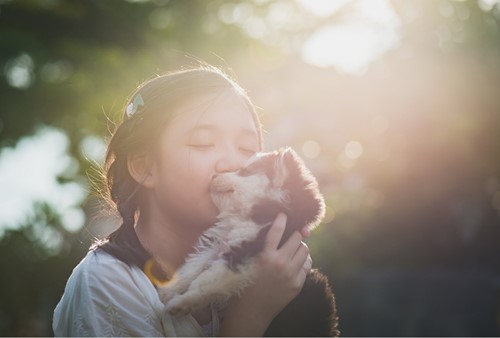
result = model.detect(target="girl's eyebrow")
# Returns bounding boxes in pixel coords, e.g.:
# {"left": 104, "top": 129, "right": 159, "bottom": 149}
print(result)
{"left": 186, "top": 123, "right": 258, "bottom": 137}
{"left": 186, "top": 124, "right": 216, "bottom": 133}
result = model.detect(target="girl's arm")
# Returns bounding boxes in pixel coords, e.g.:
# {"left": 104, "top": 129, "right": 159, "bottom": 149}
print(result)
{"left": 219, "top": 213, "right": 310, "bottom": 337}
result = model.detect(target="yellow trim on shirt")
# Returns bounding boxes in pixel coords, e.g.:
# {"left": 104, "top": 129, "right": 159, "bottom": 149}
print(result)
{"left": 143, "top": 257, "right": 170, "bottom": 287}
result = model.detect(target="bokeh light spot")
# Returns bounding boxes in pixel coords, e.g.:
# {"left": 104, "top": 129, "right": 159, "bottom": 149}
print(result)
{"left": 344, "top": 141, "right": 364, "bottom": 159}
{"left": 80, "top": 134, "right": 106, "bottom": 164}
{"left": 61, "top": 207, "right": 86, "bottom": 233}
{"left": 302, "top": 140, "right": 321, "bottom": 159}
{"left": 4, "top": 53, "right": 35, "bottom": 89}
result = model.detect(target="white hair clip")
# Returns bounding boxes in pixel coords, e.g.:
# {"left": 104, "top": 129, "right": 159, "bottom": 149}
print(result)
{"left": 126, "top": 94, "right": 144, "bottom": 119}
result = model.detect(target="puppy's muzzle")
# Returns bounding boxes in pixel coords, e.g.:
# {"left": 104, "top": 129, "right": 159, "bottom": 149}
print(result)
{"left": 210, "top": 174, "right": 234, "bottom": 194}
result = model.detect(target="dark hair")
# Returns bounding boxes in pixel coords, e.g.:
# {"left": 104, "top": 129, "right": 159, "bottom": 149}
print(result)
{"left": 94, "top": 66, "right": 264, "bottom": 267}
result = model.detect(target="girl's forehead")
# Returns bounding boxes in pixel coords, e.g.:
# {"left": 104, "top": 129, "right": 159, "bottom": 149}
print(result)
{"left": 169, "top": 89, "right": 257, "bottom": 134}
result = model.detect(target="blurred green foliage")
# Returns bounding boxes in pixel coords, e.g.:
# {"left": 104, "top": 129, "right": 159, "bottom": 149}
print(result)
{"left": 2, "top": 0, "right": 500, "bottom": 336}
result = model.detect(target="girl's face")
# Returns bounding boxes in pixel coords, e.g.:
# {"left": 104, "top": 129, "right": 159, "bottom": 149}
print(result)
{"left": 148, "top": 88, "right": 260, "bottom": 232}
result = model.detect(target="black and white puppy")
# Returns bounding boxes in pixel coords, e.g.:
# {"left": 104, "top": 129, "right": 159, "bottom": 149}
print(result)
{"left": 159, "top": 147, "right": 339, "bottom": 336}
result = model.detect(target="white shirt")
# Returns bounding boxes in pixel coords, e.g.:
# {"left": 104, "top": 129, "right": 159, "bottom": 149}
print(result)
{"left": 52, "top": 249, "right": 220, "bottom": 337}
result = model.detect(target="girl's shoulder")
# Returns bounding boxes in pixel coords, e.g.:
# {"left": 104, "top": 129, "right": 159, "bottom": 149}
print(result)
{"left": 67, "top": 248, "right": 160, "bottom": 304}
{"left": 53, "top": 249, "right": 167, "bottom": 336}
{"left": 65, "top": 248, "right": 136, "bottom": 290}
{"left": 74, "top": 248, "right": 132, "bottom": 277}
{"left": 57, "top": 248, "right": 155, "bottom": 305}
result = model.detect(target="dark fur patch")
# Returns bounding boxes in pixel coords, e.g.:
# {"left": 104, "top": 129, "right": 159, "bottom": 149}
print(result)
{"left": 249, "top": 198, "right": 289, "bottom": 226}
{"left": 279, "top": 149, "right": 324, "bottom": 240}
{"left": 264, "top": 269, "right": 340, "bottom": 337}
{"left": 223, "top": 225, "right": 270, "bottom": 271}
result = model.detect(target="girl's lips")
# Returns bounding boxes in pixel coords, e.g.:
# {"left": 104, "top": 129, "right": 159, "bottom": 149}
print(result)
{"left": 210, "top": 188, "right": 234, "bottom": 194}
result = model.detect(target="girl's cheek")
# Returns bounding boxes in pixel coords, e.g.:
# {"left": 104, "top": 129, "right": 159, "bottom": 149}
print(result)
{"left": 184, "top": 150, "right": 217, "bottom": 179}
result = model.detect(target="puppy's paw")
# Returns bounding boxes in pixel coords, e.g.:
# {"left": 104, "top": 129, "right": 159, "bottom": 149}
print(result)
{"left": 158, "top": 287, "right": 175, "bottom": 305}
{"left": 165, "top": 296, "right": 194, "bottom": 316}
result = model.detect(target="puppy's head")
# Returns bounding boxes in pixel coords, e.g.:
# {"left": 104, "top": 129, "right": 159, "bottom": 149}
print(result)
{"left": 210, "top": 147, "right": 325, "bottom": 241}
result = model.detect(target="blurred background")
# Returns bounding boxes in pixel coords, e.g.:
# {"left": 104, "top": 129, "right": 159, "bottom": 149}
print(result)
{"left": 1, "top": 0, "right": 500, "bottom": 335}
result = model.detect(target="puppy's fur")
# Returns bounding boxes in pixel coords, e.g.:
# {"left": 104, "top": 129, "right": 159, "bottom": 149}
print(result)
{"left": 159, "top": 147, "right": 339, "bottom": 336}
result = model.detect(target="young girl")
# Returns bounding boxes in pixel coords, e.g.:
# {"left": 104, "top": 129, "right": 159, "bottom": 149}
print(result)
{"left": 52, "top": 66, "right": 312, "bottom": 336}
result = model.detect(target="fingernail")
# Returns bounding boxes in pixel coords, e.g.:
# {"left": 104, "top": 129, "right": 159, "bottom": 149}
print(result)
{"left": 301, "top": 227, "right": 310, "bottom": 238}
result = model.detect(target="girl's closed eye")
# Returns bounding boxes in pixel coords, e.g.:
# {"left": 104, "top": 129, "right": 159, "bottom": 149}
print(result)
{"left": 186, "top": 132, "right": 215, "bottom": 150}
{"left": 239, "top": 139, "right": 259, "bottom": 155}
{"left": 188, "top": 143, "right": 215, "bottom": 150}
{"left": 239, "top": 147, "right": 257, "bottom": 155}
{"left": 238, "top": 138, "right": 259, "bottom": 156}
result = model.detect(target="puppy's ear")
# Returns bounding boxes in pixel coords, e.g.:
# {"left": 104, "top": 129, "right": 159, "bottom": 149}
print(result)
{"left": 280, "top": 147, "right": 326, "bottom": 232}
{"left": 272, "top": 147, "right": 293, "bottom": 187}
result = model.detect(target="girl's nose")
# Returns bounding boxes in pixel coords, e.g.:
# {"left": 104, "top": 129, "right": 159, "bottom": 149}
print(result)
{"left": 215, "top": 147, "right": 245, "bottom": 173}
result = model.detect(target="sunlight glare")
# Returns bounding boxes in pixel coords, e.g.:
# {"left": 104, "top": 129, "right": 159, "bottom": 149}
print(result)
{"left": 300, "top": 0, "right": 400, "bottom": 74}
{"left": 296, "top": 0, "right": 350, "bottom": 17}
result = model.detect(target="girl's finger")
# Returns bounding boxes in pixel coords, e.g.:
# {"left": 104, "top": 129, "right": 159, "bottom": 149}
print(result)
{"left": 303, "top": 254, "right": 313, "bottom": 273}
{"left": 290, "top": 242, "right": 310, "bottom": 272}
{"left": 264, "top": 213, "right": 287, "bottom": 251}
{"left": 278, "top": 231, "right": 304, "bottom": 259}
{"left": 295, "top": 263, "right": 308, "bottom": 293}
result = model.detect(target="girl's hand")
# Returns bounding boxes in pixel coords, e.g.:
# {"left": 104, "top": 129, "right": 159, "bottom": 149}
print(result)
{"left": 220, "top": 213, "right": 312, "bottom": 337}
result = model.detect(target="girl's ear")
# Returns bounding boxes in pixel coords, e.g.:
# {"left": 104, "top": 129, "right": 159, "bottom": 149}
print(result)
{"left": 127, "top": 152, "right": 155, "bottom": 189}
